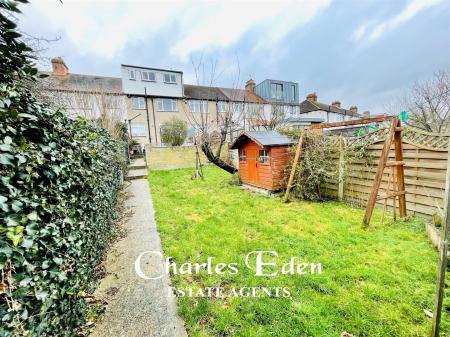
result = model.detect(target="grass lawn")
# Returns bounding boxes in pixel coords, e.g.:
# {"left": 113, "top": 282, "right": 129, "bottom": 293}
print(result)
{"left": 149, "top": 167, "right": 450, "bottom": 337}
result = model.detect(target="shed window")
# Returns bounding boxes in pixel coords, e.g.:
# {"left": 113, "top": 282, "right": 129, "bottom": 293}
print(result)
{"left": 258, "top": 149, "right": 269, "bottom": 163}
{"left": 239, "top": 150, "right": 247, "bottom": 161}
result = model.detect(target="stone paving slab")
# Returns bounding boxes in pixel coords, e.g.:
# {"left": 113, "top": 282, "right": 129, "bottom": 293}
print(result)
{"left": 90, "top": 179, "right": 187, "bottom": 337}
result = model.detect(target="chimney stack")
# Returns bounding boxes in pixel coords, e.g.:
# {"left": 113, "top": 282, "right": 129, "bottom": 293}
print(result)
{"left": 349, "top": 106, "right": 358, "bottom": 114}
{"left": 362, "top": 111, "right": 370, "bottom": 118}
{"left": 245, "top": 79, "right": 256, "bottom": 92}
{"left": 51, "top": 57, "right": 69, "bottom": 76}
{"left": 331, "top": 101, "right": 341, "bottom": 108}
{"left": 306, "top": 92, "right": 317, "bottom": 102}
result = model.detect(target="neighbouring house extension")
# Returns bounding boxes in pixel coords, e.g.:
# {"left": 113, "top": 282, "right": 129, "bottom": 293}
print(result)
{"left": 230, "top": 131, "right": 294, "bottom": 191}
{"left": 41, "top": 57, "right": 127, "bottom": 121}
{"left": 252, "top": 78, "right": 300, "bottom": 116}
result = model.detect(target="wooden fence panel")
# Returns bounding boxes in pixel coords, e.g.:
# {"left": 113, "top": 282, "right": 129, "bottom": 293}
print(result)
{"left": 321, "top": 127, "right": 448, "bottom": 220}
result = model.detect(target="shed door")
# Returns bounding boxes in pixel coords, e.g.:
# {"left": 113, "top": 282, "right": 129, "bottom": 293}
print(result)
{"left": 247, "top": 148, "right": 259, "bottom": 185}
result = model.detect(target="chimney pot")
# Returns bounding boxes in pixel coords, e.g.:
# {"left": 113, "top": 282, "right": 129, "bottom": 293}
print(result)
{"left": 306, "top": 92, "right": 317, "bottom": 102}
{"left": 331, "top": 101, "right": 341, "bottom": 108}
{"left": 245, "top": 79, "right": 256, "bottom": 92}
{"left": 349, "top": 106, "right": 358, "bottom": 113}
{"left": 51, "top": 57, "right": 69, "bottom": 76}
{"left": 362, "top": 111, "right": 370, "bottom": 118}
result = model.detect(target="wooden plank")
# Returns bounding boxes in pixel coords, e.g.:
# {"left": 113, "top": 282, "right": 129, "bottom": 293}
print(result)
{"left": 376, "top": 190, "right": 406, "bottom": 201}
{"left": 385, "top": 161, "right": 405, "bottom": 167}
{"left": 364, "top": 118, "right": 397, "bottom": 225}
{"left": 284, "top": 131, "right": 304, "bottom": 202}
{"left": 308, "top": 115, "right": 393, "bottom": 129}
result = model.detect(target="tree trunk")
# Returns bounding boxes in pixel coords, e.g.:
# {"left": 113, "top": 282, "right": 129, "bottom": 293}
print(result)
{"left": 201, "top": 142, "right": 237, "bottom": 174}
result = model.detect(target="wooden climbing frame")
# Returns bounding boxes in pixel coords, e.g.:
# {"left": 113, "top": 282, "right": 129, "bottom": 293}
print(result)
{"left": 284, "top": 115, "right": 407, "bottom": 226}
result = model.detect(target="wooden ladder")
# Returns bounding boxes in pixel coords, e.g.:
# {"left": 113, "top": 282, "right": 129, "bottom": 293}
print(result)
{"left": 363, "top": 117, "right": 406, "bottom": 225}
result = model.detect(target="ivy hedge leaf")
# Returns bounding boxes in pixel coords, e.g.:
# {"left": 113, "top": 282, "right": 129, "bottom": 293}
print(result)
{"left": 0, "top": 1, "right": 128, "bottom": 336}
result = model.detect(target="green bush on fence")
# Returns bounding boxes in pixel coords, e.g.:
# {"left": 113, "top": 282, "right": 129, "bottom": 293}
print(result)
{"left": 0, "top": 1, "right": 126, "bottom": 336}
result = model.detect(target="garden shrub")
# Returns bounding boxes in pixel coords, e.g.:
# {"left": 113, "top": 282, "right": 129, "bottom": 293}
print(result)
{"left": 160, "top": 117, "right": 188, "bottom": 146}
{"left": 0, "top": 2, "right": 126, "bottom": 336}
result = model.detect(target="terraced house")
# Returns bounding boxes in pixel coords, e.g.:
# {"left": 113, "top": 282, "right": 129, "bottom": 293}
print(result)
{"left": 121, "top": 64, "right": 266, "bottom": 146}
{"left": 41, "top": 58, "right": 368, "bottom": 146}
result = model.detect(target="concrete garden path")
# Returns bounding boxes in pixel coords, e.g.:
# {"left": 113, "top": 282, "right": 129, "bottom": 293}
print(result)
{"left": 90, "top": 159, "right": 187, "bottom": 337}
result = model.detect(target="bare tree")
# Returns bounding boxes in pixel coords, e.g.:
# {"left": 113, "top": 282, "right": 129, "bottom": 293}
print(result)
{"left": 247, "top": 103, "right": 288, "bottom": 131}
{"left": 182, "top": 58, "right": 246, "bottom": 174}
{"left": 387, "top": 70, "right": 450, "bottom": 133}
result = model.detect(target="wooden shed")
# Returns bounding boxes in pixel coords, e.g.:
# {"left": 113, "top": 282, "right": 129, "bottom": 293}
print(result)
{"left": 230, "top": 131, "right": 294, "bottom": 191}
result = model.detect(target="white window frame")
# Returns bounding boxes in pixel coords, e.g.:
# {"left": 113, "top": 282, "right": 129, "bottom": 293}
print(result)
{"left": 130, "top": 123, "right": 146, "bottom": 137}
{"left": 142, "top": 71, "right": 156, "bottom": 82}
{"left": 129, "top": 69, "right": 136, "bottom": 80}
{"left": 163, "top": 73, "right": 177, "bottom": 84}
{"left": 156, "top": 98, "right": 178, "bottom": 112}
{"left": 258, "top": 149, "right": 270, "bottom": 164}
{"left": 232, "top": 102, "right": 243, "bottom": 113}
{"left": 189, "top": 100, "right": 208, "bottom": 113}
{"left": 217, "top": 101, "right": 227, "bottom": 113}
{"left": 132, "top": 97, "right": 146, "bottom": 110}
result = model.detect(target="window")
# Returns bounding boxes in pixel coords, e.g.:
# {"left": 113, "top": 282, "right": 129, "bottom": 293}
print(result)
{"left": 129, "top": 69, "right": 136, "bottom": 80}
{"left": 247, "top": 103, "right": 263, "bottom": 114}
{"left": 217, "top": 101, "right": 227, "bottom": 113}
{"left": 271, "top": 83, "right": 283, "bottom": 100}
{"left": 291, "top": 85, "right": 296, "bottom": 101}
{"left": 239, "top": 150, "right": 247, "bottom": 161}
{"left": 132, "top": 97, "right": 146, "bottom": 109}
{"left": 142, "top": 71, "right": 155, "bottom": 81}
{"left": 232, "top": 102, "right": 243, "bottom": 113}
{"left": 189, "top": 100, "right": 208, "bottom": 113}
{"left": 258, "top": 149, "right": 269, "bottom": 163}
{"left": 130, "top": 123, "right": 146, "bottom": 137}
{"left": 156, "top": 98, "right": 178, "bottom": 112}
{"left": 163, "top": 73, "right": 177, "bottom": 83}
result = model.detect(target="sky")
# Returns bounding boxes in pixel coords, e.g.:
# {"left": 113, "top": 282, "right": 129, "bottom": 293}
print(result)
{"left": 19, "top": 0, "right": 450, "bottom": 114}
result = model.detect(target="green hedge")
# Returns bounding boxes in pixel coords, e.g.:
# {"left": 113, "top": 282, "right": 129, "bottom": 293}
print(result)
{"left": 0, "top": 1, "right": 127, "bottom": 336}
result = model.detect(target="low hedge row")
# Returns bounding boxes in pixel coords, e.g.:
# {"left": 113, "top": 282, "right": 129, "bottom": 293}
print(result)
{"left": 0, "top": 1, "right": 127, "bottom": 335}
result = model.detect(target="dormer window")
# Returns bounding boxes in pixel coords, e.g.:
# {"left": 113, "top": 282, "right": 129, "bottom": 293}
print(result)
{"left": 129, "top": 70, "right": 136, "bottom": 80}
{"left": 164, "top": 73, "right": 176, "bottom": 84}
{"left": 142, "top": 71, "right": 155, "bottom": 82}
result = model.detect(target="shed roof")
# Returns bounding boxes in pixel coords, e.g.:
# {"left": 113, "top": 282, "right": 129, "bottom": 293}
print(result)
{"left": 230, "top": 130, "right": 294, "bottom": 149}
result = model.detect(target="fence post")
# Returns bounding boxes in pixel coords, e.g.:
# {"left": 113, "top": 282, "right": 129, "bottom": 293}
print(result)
{"left": 431, "top": 137, "right": 450, "bottom": 337}
{"left": 338, "top": 137, "right": 346, "bottom": 201}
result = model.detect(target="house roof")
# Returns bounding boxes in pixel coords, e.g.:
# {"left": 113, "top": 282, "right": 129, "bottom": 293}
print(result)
{"left": 218, "top": 87, "right": 266, "bottom": 103}
{"left": 41, "top": 72, "right": 123, "bottom": 94}
{"left": 230, "top": 131, "right": 294, "bottom": 149}
{"left": 300, "top": 99, "right": 361, "bottom": 118}
{"left": 184, "top": 84, "right": 229, "bottom": 100}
